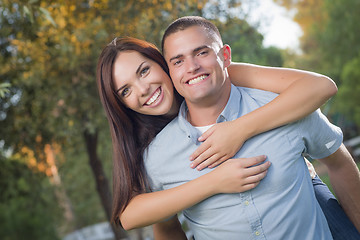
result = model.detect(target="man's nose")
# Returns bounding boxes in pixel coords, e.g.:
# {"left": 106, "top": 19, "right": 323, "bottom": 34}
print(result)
{"left": 186, "top": 58, "right": 200, "bottom": 73}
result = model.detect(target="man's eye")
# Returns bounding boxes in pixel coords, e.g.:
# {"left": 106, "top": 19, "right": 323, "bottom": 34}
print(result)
{"left": 174, "top": 60, "right": 183, "bottom": 65}
{"left": 198, "top": 51, "right": 208, "bottom": 56}
{"left": 121, "top": 87, "right": 130, "bottom": 97}
{"left": 140, "top": 66, "right": 149, "bottom": 77}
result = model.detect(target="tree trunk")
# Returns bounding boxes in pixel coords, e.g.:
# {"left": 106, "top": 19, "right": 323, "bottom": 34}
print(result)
{"left": 83, "top": 129, "right": 128, "bottom": 239}
{"left": 45, "top": 144, "right": 76, "bottom": 232}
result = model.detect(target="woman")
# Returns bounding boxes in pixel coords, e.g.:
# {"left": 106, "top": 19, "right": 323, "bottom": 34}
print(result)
{"left": 97, "top": 37, "right": 358, "bottom": 239}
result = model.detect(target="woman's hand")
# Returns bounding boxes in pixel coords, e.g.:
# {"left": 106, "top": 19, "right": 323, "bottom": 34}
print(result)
{"left": 208, "top": 155, "right": 271, "bottom": 194}
{"left": 190, "top": 119, "right": 251, "bottom": 170}
{"left": 120, "top": 155, "right": 270, "bottom": 230}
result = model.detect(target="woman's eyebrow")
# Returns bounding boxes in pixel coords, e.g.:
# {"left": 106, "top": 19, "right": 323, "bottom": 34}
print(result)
{"left": 116, "top": 61, "right": 146, "bottom": 93}
{"left": 116, "top": 84, "right": 126, "bottom": 94}
{"left": 136, "top": 61, "right": 146, "bottom": 74}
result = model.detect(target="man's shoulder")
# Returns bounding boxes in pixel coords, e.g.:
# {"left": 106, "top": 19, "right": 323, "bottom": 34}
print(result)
{"left": 232, "top": 85, "right": 279, "bottom": 108}
{"left": 237, "top": 86, "right": 278, "bottom": 99}
{"left": 150, "top": 117, "right": 181, "bottom": 145}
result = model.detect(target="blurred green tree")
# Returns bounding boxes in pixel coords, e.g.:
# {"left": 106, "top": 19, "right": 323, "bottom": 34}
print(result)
{"left": 218, "top": 17, "right": 283, "bottom": 66}
{"left": 275, "top": 0, "right": 360, "bottom": 132}
{"left": 0, "top": 156, "right": 60, "bottom": 240}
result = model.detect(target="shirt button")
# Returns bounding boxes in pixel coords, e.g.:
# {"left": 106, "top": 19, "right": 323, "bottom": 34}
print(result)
{"left": 255, "top": 231, "right": 260, "bottom": 236}
{"left": 244, "top": 201, "right": 249, "bottom": 206}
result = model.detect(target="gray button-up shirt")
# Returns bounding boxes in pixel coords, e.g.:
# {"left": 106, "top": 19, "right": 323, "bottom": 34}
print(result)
{"left": 145, "top": 85, "right": 342, "bottom": 240}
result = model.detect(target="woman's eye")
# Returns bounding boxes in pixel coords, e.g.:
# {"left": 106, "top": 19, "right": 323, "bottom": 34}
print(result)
{"left": 140, "top": 66, "right": 149, "bottom": 77}
{"left": 121, "top": 87, "right": 130, "bottom": 97}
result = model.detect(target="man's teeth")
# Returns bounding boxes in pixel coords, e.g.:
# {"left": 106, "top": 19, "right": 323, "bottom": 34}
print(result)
{"left": 145, "top": 88, "right": 161, "bottom": 105}
{"left": 188, "top": 75, "right": 206, "bottom": 85}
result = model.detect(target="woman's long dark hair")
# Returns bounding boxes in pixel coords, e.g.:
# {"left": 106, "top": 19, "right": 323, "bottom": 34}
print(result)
{"left": 96, "top": 37, "right": 181, "bottom": 225}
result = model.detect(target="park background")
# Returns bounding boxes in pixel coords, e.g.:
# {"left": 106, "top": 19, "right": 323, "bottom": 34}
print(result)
{"left": 1, "top": 0, "right": 359, "bottom": 239}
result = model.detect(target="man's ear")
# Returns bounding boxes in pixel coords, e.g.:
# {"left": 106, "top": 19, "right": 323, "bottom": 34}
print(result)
{"left": 223, "top": 44, "right": 231, "bottom": 68}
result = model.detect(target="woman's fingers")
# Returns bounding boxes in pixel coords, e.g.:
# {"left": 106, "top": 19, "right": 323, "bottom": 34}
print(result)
{"left": 189, "top": 142, "right": 210, "bottom": 162}
{"left": 244, "top": 169, "right": 269, "bottom": 185}
{"left": 213, "top": 157, "right": 271, "bottom": 193}
{"left": 195, "top": 153, "right": 227, "bottom": 170}
{"left": 197, "top": 126, "right": 215, "bottom": 142}
{"left": 208, "top": 155, "right": 230, "bottom": 169}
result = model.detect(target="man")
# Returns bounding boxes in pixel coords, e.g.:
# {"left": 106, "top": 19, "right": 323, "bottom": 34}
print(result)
{"left": 145, "top": 16, "right": 360, "bottom": 239}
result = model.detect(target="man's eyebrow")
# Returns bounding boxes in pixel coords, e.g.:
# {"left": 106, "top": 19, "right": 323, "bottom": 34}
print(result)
{"left": 193, "top": 45, "right": 209, "bottom": 53}
{"left": 168, "top": 45, "right": 210, "bottom": 63}
{"left": 169, "top": 54, "right": 183, "bottom": 63}
{"left": 116, "top": 61, "right": 146, "bottom": 93}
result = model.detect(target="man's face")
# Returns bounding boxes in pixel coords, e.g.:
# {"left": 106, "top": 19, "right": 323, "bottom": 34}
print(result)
{"left": 163, "top": 26, "right": 231, "bottom": 105}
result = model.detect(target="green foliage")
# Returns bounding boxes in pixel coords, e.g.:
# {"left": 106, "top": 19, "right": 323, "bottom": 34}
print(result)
{"left": 315, "top": 0, "right": 360, "bottom": 130}
{"left": 276, "top": 0, "right": 360, "bottom": 131}
{"left": 319, "top": 0, "right": 360, "bottom": 80}
{"left": 0, "top": 157, "right": 60, "bottom": 240}
{"left": 218, "top": 18, "right": 283, "bottom": 66}
{"left": 336, "top": 57, "right": 360, "bottom": 127}
{"left": 59, "top": 131, "right": 113, "bottom": 228}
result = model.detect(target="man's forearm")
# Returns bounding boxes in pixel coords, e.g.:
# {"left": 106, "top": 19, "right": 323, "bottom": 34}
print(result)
{"left": 319, "top": 144, "right": 360, "bottom": 231}
{"left": 152, "top": 216, "right": 187, "bottom": 240}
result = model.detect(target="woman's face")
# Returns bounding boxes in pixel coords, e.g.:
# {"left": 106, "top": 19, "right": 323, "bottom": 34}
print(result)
{"left": 112, "top": 50, "right": 178, "bottom": 116}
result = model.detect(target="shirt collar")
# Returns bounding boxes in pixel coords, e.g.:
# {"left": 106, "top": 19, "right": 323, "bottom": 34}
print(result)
{"left": 178, "top": 101, "right": 200, "bottom": 144}
{"left": 177, "top": 84, "right": 241, "bottom": 143}
{"left": 217, "top": 84, "right": 241, "bottom": 123}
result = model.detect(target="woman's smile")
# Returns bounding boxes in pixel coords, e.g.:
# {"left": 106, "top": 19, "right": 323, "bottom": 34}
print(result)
{"left": 144, "top": 87, "right": 163, "bottom": 106}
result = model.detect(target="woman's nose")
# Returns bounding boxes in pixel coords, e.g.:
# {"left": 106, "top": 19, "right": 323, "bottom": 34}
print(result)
{"left": 137, "top": 81, "right": 150, "bottom": 96}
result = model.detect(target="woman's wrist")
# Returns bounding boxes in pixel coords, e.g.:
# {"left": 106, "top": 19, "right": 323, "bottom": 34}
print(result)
{"left": 201, "top": 168, "right": 226, "bottom": 195}
{"left": 232, "top": 114, "right": 258, "bottom": 140}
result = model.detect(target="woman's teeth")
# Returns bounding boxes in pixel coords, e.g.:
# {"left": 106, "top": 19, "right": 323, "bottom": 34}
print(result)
{"left": 188, "top": 75, "right": 207, "bottom": 85}
{"left": 145, "top": 88, "right": 161, "bottom": 105}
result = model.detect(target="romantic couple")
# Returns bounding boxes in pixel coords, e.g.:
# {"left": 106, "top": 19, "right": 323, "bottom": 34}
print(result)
{"left": 97, "top": 16, "right": 360, "bottom": 239}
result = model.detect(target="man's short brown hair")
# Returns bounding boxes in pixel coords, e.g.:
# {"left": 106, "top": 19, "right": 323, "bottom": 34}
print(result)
{"left": 161, "top": 16, "right": 223, "bottom": 54}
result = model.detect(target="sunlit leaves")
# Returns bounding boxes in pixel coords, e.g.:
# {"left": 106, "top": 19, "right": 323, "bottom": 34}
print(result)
{"left": 0, "top": 83, "right": 11, "bottom": 98}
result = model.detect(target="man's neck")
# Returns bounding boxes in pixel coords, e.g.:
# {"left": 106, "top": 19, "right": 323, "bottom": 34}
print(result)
{"left": 186, "top": 81, "right": 231, "bottom": 127}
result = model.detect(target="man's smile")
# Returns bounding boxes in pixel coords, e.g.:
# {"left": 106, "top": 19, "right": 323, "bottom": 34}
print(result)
{"left": 187, "top": 74, "right": 209, "bottom": 85}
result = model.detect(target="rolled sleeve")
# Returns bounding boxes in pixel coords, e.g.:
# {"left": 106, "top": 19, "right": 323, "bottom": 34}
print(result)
{"left": 299, "top": 109, "right": 343, "bottom": 159}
